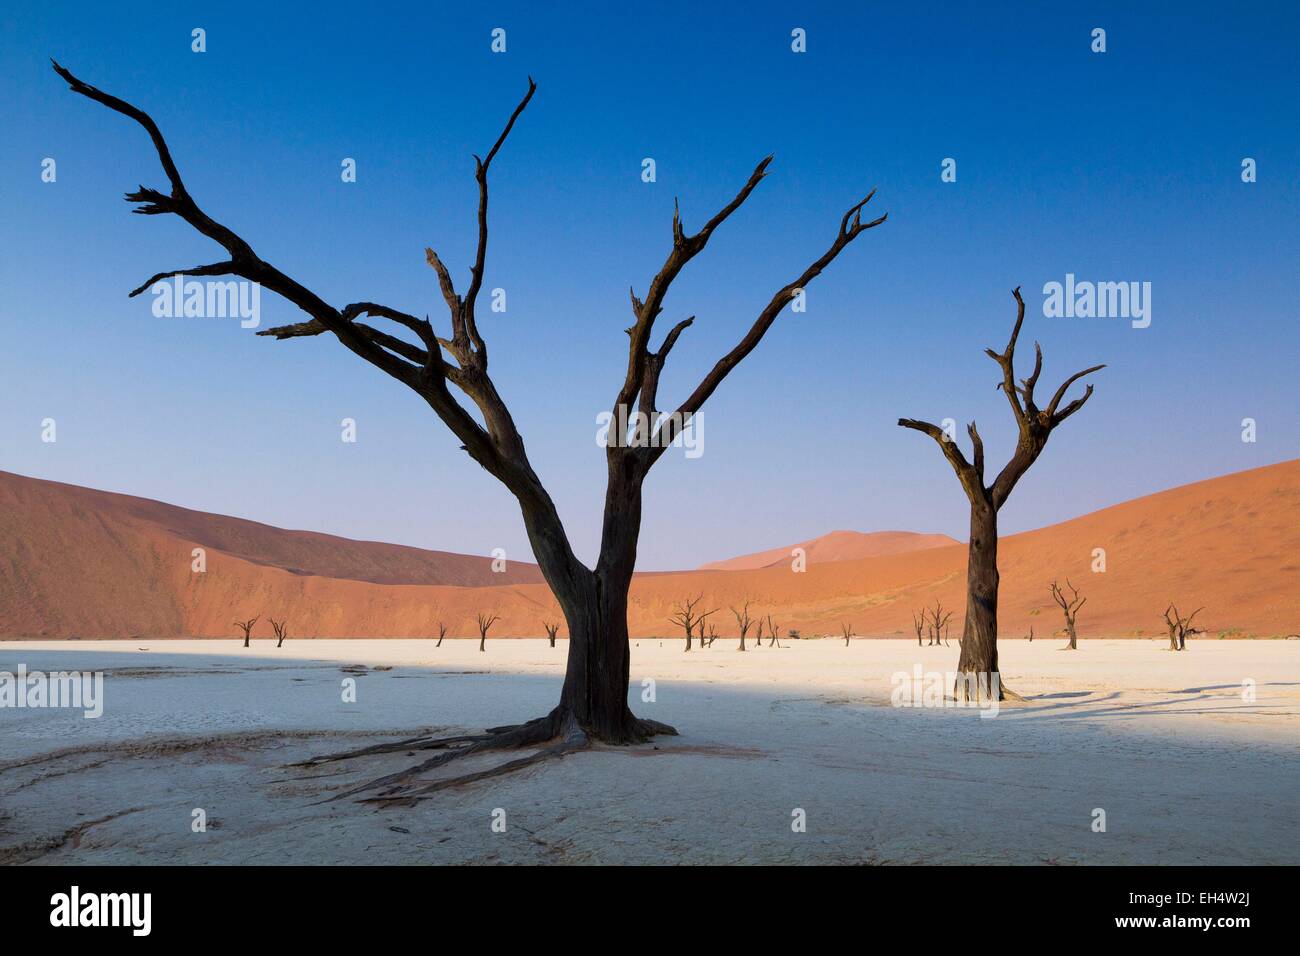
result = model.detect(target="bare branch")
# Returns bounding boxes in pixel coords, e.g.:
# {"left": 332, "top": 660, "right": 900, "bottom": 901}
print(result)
{"left": 648, "top": 189, "right": 886, "bottom": 457}
{"left": 127, "top": 261, "right": 239, "bottom": 298}
{"left": 615, "top": 157, "right": 774, "bottom": 420}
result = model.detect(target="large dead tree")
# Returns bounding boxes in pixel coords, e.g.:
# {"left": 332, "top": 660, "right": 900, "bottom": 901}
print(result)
{"left": 899, "top": 289, "right": 1102, "bottom": 700}
{"left": 234, "top": 617, "right": 258, "bottom": 648}
{"left": 270, "top": 618, "right": 289, "bottom": 648}
{"left": 1049, "top": 580, "right": 1085, "bottom": 650}
{"left": 476, "top": 612, "right": 500, "bottom": 653}
{"left": 732, "top": 599, "right": 755, "bottom": 652}
{"left": 1163, "top": 604, "right": 1203, "bottom": 652}
{"left": 56, "top": 62, "right": 883, "bottom": 798}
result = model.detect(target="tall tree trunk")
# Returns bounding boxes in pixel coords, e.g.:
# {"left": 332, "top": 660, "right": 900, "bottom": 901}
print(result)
{"left": 1065, "top": 621, "right": 1077, "bottom": 650}
{"left": 955, "top": 500, "right": 1000, "bottom": 699}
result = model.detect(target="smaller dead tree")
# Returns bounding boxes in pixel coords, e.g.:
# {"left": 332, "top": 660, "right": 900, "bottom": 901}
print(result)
{"left": 912, "top": 610, "right": 925, "bottom": 646}
{"left": 670, "top": 594, "right": 717, "bottom": 652}
{"left": 929, "top": 601, "right": 953, "bottom": 647}
{"left": 841, "top": 622, "right": 853, "bottom": 646}
{"left": 1050, "top": 580, "right": 1086, "bottom": 650}
{"left": 1163, "top": 604, "right": 1204, "bottom": 652}
{"left": 755, "top": 617, "right": 765, "bottom": 648}
{"left": 767, "top": 615, "right": 782, "bottom": 647}
{"left": 544, "top": 621, "right": 560, "bottom": 647}
{"left": 732, "top": 599, "right": 755, "bottom": 652}
{"left": 436, "top": 622, "right": 449, "bottom": 647}
{"left": 1027, "top": 625, "right": 1034, "bottom": 643}
{"left": 477, "top": 612, "right": 500, "bottom": 652}
{"left": 704, "top": 622, "right": 719, "bottom": 647}
{"left": 234, "top": 617, "right": 258, "bottom": 648}
{"left": 270, "top": 618, "right": 289, "bottom": 648}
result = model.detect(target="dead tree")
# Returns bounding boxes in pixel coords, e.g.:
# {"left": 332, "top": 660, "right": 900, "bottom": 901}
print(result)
{"left": 1027, "top": 625, "right": 1034, "bottom": 643}
{"left": 270, "top": 618, "right": 289, "bottom": 648}
{"left": 476, "top": 612, "right": 500, "bottom": 653}
{"left": 544, "top": 622, "right": 560, "bottom": 647}
{"left": 754, "top": 617, "right": 765, "bottom": 648}
{"left": 57, "top": 62, "right": 883, "bottom": 798}
{"left": 436, "top": 622, "right": 449, "bottom": 647}
{"left": 1163, "top": 604, "right": 1204, "bottom": 651}
{"left": 234, "top": 617, "right": 258, "bottom": 648}
{"left": 704, "top": 622, "right": 719, "bottom": 647}
{"left": 1050, "top": 580, "right": 1086, "bottom": 650}
{"left": 732, "top": 599, "right": 755, "bottom": 652}
{"left": 912, "top": 610, "right": 925, "bottom": 646}
{"left": 899, "top": 289, "right": 1103, "bottom": 699}
{"left": 670, "top": 595, "right": 717, "bottom": 652}
{"left": 929, "top": 601, "right": 954, "bottom": 647}
{"left": 841, "top": 622, "right": 853, "bottom": 646}
{"left": 766, "top": 615, "right": 782, "bottom": 647}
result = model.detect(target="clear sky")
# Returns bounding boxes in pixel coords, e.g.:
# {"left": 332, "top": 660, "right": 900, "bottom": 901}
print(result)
{"left": 2, "top": 1, "right": 1297, "bottom": 570}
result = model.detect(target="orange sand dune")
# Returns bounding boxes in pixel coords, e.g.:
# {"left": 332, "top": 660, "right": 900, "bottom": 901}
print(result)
{"left": 700, "top": 530, "right": 959, "bottom": 571}
{"left": 2, "top": 461, "right": 1297, "bottom": 639}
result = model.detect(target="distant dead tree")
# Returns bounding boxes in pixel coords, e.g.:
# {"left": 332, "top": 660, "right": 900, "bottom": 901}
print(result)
{"left": 477, "top": 612, "right": 500, "bottom": 652}
{"left": 732, "top": 599, "right": 755, "bottom": 652}
{"left": 1050, "top": 580, "right": 1086, "bottom": 650}
{"left": 1163, "top": 604, "right": 1203, "bottom": 652}
{"left": 270, "top": 618, "right": 289, "bottom": 648}
{"left": 912, "top": 610, "right": 925, "bottom": 646}
{"left": 930, "top": 601, "right": 954, "bottom": 647}
{"left": 899, "top": 288, "right": 1103, "bottom": 699}
{"left": 754, "top": 617, "right": 765, "bottom": 648}
{"left": 841, "top": 622, "right": 853, "bottom": 646}
{"left": 670, "top": 594, "right": 716, "bottom": 652}
{"left": 767, "top": 615, "right": 782, "bottom": 647}
{"left": 234, "top": 617, "right": 258, "bottom": 648}
{"left": 436, "top": 621, "right": 449, "bottom": 647}
{"left": 1027, "top": 626, "right": 1034, "bottom": 643}
{"left": 704, "top": 622, "right": 719, "bottom": 647}
{"left": 544, "top": 622, "right": 560, "bottom": 647}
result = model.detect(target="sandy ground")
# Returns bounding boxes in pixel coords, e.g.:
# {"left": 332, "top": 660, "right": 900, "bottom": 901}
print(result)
{"left": 1, "top": 638, "right": 1296, "bottom": 865}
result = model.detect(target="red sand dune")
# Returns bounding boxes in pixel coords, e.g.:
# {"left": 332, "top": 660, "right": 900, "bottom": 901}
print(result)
{"left": 1, "top": 460, "right": 1297, "bottom": 640}
{"left": 700, "top": 530, "right": 959, "bottom": 571}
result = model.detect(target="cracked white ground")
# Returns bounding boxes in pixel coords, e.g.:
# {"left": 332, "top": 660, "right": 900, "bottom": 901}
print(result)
{"left": 1, "top": 639, "right": 1296, "bottom": 865}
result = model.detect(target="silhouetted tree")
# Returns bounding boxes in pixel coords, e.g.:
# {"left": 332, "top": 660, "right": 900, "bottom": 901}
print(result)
{"left": 930, "top": 601, "right": 954, "bottom": 647}
{"left": 767, "top": 616, "right": 783, "bottom": 647}
{"left": 670, "top": 595, "right": 717, "bottom": 652}
{"left": 58, "top": 62, "right": 883, "bottom": 796}
{"left": 436, "top": 622, "right": 449, "bottom": 647}
{"left": 841, "top": 622, "right": 853, "bottom": 646}
{"left": 899, "top": 289, "right": 1103, "bottom": 700}
{"left": 234, "top": 617, "right": 258, "bottom": 648}
{"left": 732, "top": 599, "right": 755, "bottom": 652}
{"left": 544, "top": 622, "right": 560, "bottom": 648}
{"left": 1050, "top": 580, "right": 1085, "bottom": 650}
{"left": 270, "top": 618, "right": 289, "bottom": 648}
{"left": 1163, "top": 604, "right": 1203, "bottom": 652}
{"left": 477, "top": 612, "right": 500, "bottom": 653}
{"left": 913, "top": 609, "right": 925, "bottom": 646}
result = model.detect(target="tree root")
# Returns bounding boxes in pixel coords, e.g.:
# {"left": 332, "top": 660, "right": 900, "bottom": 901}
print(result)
{"left": 298, "top": 708, "right": 677, "bottom": 804}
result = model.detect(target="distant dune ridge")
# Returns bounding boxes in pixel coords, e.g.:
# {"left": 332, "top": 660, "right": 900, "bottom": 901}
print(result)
{"left": 1, "top": 460, "right": 1297, "bottom": 639}
{"left": 699, "top": 530, "right": 959, "bottom": 571}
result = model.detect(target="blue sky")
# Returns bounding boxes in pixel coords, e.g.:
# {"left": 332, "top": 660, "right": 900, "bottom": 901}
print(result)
{"left": 2, "top": 1, "right": 1297, "bottom": 570}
